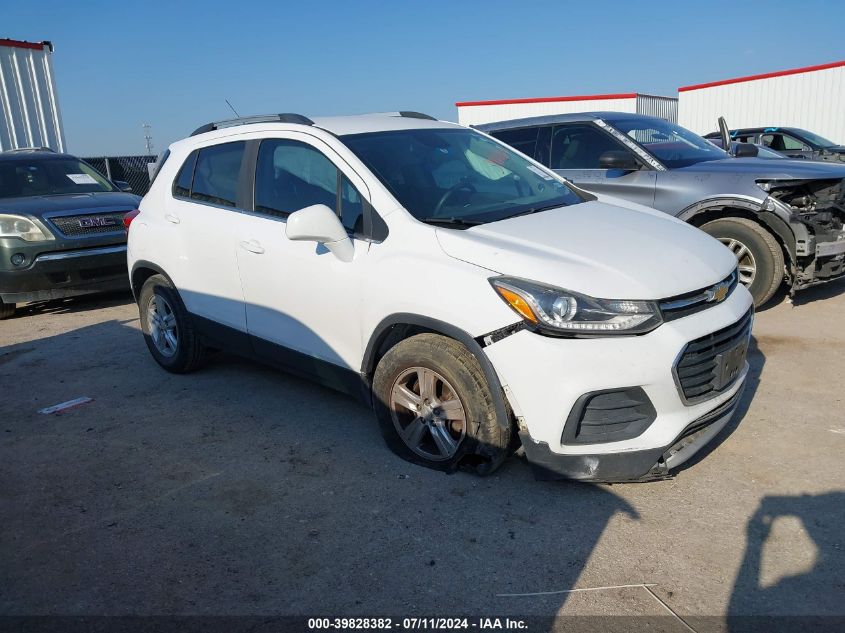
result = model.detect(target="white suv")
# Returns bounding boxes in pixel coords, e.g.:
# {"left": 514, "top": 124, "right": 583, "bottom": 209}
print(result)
{"left": 127, "top": 112, "right": 753, "bottom": 481}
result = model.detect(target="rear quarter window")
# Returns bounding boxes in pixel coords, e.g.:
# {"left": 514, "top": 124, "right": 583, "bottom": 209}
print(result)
{"left": 172, "top": 150, "right": 198, "bottom": 198}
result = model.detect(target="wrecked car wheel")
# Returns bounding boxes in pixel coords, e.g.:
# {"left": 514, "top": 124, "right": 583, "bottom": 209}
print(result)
{"left": 701, "top": 218, "right": 784, "bottom": 307}
{"left": 373, "top": 333, "right": 512, "bottom": 475}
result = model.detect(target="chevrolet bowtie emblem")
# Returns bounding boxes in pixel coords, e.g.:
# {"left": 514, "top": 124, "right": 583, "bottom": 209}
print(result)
{"left": 708, "top": 283, "right": 730, "bottom": 303}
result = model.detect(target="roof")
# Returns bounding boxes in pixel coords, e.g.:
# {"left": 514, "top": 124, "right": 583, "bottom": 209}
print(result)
{"left": 455, "top": 92, "right": 638, "bottom": 108}
{"left": 679, "top": 60, "right": 845, "bottom": 92}
{"left": 0, "top": 150, "right": 70, "bottom": 161}
{"left": 0, "top": 38, "right": 53, "bottom": 52}
{"left": 186, "top": 112, "right": 458, "bottom": 142}
{"left": 312, "top": 113, "right": 458, "bottom": 136}
{"left": 476, "top": 111, "right": 661, "bottom": 132}
{"left": 703, "top": 127, "right": 807, "bottom": 137}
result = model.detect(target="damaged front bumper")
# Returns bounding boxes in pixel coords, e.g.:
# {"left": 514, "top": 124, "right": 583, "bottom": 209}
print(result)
{"left": 520, "top": 386, "right": 744, "bottom": 482}
{"left": 764, "top": 185, "right": 845, "bottom": 292}
{"left": 484, "top": 285, "right": 754, "bottom": 483}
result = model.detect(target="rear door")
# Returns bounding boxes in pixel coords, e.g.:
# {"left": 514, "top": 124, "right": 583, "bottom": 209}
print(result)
{"left": 164, "top": 141, "right": 248, "bottom": 334}
{"left": 545, "top": 122, "right": 656, "bottom": 207}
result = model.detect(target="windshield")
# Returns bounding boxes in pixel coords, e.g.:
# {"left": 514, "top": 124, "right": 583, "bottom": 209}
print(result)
{"left": 792, "top": 128, "right": 836, "bottom": 148}
{"left": 341, "top": 127, "right": 583, "bottom": 225}
{"left": 611, "top": 118, "right": 728, "bottom": 169}
{"left": 0, "top": 158, "right": 115, "bottom": 199}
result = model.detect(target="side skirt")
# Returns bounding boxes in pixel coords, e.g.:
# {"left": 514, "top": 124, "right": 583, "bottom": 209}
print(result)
{"left": 191, "top": 314, "right": 371, "bottom": 406}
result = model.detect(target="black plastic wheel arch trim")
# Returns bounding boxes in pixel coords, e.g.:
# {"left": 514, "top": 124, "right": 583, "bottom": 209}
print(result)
{"left": 362, "top": 314, "right": 511, "bottom": 429}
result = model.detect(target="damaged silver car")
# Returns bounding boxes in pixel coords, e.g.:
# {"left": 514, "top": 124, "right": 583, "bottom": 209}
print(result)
{"left": 482, "top": 113, "right": 845, "bottom": 306}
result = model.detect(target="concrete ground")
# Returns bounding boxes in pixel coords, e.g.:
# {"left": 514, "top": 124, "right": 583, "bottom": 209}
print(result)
{"left": 1, "top": 282, "right": 843, "bottom": 631}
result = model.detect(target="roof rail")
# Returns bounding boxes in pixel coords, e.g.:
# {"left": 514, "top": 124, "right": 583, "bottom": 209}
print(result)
{"left": 397, "top": 111, "right": 437, "bottom": 121}
{"left": 190, "top": 113, "right": 314, "bottom": 137}
{"left": 3, "top": 146, "right": 56, "bottom": 153}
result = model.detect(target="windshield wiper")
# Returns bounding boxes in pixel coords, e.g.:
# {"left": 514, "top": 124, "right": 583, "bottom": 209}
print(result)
{"left": 420, "top": 216, "right": 485, "bottom": 228}
{"left": 498, "top": 203, "right": 564, "bottom": 221}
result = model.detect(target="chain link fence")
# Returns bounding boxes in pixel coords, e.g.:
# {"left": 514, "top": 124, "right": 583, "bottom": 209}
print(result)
{"left": 82, "top": 155, "right": 157, "bottom": 196}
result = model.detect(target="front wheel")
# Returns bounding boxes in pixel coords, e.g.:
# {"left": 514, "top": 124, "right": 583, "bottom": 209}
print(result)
{"left": 700, "top": 217, "right": 785, "bottom": 307}
{"left": 0, "top": 299, "right": 14, "bottom": 320}
{"left": 372, "top": 333, "right": 513, "bottom": 475}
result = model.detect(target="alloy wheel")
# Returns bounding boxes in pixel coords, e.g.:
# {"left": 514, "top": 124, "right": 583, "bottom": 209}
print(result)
{"left": 719, "top": 237, "right": 757, "bottom": 286}
{"left": 147, "top": 294, "right": 179, "bottom": 357}
{"left": 389, "top": 367, "right": 467, "bottom": 461}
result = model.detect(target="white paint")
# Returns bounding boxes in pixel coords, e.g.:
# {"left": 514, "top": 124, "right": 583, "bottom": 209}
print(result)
{"left": 38, "top": 397, "right": 93, "bottom": 415}
{"left": 678, "top": 64, "right": 845, "bottom": 143}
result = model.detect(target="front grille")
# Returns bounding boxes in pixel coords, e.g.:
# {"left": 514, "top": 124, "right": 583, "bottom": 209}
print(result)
{"left": 674, "top": 309, "right": 753, "bottom": 404}
{"left": 659, "top": 270, "right": 738, "bottom": 321}
{"left": 48, "top": 211, "right": 128, "bottom": 237}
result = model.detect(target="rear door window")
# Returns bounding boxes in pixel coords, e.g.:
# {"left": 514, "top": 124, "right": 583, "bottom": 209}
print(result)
{"left": 760, "top": 133, "right": 804, "bottom": 152}
{"left": 189, "top": 142, "right": 246, "bottom": 207}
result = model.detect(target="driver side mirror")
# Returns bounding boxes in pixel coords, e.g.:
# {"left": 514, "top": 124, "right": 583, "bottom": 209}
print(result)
{"left": 734, "top": 143, "right": 759, "bottom": 158}
{"left": 114, "top": 180, "right": 133, "bottom": 192}
{"left": 599, "top": 150, "right": 639, "bottom": 172}
{"left": 285, "top": 204, "right": 354, "bottom": 262}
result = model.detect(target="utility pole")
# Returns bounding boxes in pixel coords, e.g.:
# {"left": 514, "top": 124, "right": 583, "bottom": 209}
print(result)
{"left": 143, "top": 123, "right": 154, "bottom": 155}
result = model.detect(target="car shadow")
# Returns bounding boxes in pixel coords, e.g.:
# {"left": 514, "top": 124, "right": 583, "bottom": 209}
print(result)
{"left": 0, "top": 314, "right": 645, "bottom": 623}
{"left": 718, "top": 492, "right": 845, "bottom": 632}
{"left": 757, "top": 277, "right": 845, "bottom": 312}
{"left": 8, "top": 289, "right": 134, "bottom": 318}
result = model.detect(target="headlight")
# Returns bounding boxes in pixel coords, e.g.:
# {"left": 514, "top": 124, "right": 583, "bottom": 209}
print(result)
{"left": 490, "top": 276, "right": 662, "bottom": 336}
{"left": 0, "top": 214, "right": 54, "bottom": 242}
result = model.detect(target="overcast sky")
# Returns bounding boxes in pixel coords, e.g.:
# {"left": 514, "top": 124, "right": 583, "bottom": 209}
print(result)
{"left": 5, "top": 0, "right": 844, "bottom": 156}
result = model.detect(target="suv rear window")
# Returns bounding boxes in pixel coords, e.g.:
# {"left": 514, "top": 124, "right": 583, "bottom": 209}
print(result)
{"left": 189, "top": 142, "right": 245, "bottom": 207}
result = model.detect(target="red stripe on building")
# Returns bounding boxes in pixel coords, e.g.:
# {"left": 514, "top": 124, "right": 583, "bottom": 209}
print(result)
{"left": 455, "top": 92, "right": 637, "bottom": 108}
{"left": 679, "top": 60, "right": 845, "bottom": 92}
{"left": 0, "top": 39, "right": 51, "bottom": 51}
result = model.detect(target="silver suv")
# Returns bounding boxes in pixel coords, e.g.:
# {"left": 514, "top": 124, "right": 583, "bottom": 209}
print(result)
{"left": 481, "top": 112, "right": 845, "bottom": 306}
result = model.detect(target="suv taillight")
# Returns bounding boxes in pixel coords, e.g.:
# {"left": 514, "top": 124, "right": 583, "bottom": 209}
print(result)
{"left": 123, "top": 209, "right": 141, "bottom": 232}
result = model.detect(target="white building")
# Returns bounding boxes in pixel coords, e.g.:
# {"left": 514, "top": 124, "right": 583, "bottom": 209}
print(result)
{"left": 456, "top": 92, "right": 677, "bottom": 127}
{"left": 0, "top": 38, "right": 66, "bottom": 152}
{"left": 678, "top": 61, "right": 845, "bottom": 142}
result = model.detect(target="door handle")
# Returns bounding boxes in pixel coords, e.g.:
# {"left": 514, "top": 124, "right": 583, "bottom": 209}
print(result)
{"left": 239, "top": 240, "right": 265, "bottom": 255}
{"left": 164, "top": 213, "right": 180, "bottom": 224}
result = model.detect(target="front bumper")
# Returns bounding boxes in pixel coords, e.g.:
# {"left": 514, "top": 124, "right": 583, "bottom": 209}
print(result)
{"left": 520, "top": 384, "right": 745, "bottom": 481}
{"left": 484, "top": 284, "right": 754, "bottom": 482}
{"left": 794, "top": 229, "right": 845, "bottom": 290}
{"left": 0, "top": 244, "right": 129, "bottom": 303}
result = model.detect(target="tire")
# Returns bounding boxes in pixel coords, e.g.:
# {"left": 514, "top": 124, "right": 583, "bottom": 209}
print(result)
{"left": 138, "top": 274, "right": 206, "bottom": 373}
{"left": 372, "top": 333, "right": 513, "bottom": 475}
{"left": 700, "top": 217, "right": 785, "bottom": 307}
{"left": 0, "top": 299, "right": 14, "bottom": 319}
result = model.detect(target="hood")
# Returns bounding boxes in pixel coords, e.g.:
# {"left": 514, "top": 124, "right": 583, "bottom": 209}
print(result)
{"left": 435, "top": 200, "right": 737, "bottom": 300}
{"left": 674, "top": 157, "right": 845, "bottom": 179}
{"left": 0, "top": 192, "right": 141, "bottom": 217}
